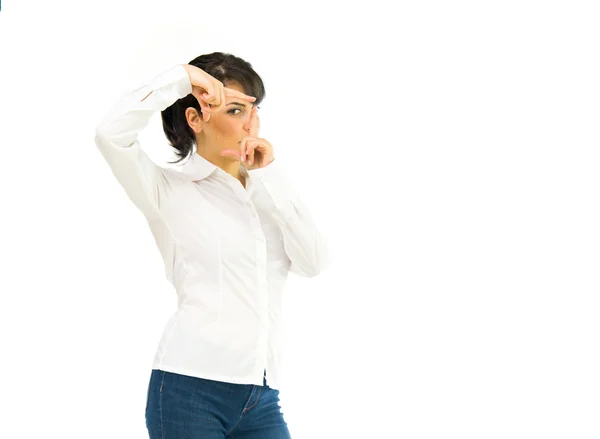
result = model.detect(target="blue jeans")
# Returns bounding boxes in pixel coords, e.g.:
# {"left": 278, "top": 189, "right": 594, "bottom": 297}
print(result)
{"left": 145, "top": 369, "right": 292, "bottom": 439}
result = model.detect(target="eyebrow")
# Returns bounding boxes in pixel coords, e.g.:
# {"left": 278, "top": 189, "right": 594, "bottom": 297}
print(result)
{"left": 227, "top": 102, "right": 249, "bottom": 108}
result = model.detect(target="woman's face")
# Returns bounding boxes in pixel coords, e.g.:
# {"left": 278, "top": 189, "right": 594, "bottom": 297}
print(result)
{"left": 200, "top": 82, "right": 255, "bottom": 155}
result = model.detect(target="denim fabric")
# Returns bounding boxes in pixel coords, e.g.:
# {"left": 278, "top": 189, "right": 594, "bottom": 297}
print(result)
{"left": 145, "top": 369, "right": 291, "bottom": 439}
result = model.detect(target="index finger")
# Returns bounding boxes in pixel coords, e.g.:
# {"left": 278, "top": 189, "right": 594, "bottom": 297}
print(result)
{"left": 249, "top": 105, "right": 260, "bottom": 138}
{"left": 224, "top": 87, "right": 257, "bottom": 102}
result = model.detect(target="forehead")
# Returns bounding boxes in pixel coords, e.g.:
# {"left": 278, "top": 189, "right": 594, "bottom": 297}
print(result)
{"left": 224, "top": 82, "right": 254, "bottom": 108}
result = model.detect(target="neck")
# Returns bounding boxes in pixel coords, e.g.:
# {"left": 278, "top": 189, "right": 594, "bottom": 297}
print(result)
{"left": 195, "top": 148, "right": 244, "bottom": 185}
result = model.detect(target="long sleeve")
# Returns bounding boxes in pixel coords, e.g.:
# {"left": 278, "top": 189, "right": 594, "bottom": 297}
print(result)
{"left": 249, "top": 160, "right": 331, "bottom": 277}
{"left": 94, "top": 64, "right": 193, "bottom": 218}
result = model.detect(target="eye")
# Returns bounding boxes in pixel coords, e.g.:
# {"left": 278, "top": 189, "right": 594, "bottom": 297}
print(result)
{"left": 228, "top": 108, "right": 243, "bottom": 115}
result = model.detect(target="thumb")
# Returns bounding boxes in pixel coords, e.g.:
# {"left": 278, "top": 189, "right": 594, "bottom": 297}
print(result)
{"left": 197, "top": 100, "right": 211, "bottom": 122}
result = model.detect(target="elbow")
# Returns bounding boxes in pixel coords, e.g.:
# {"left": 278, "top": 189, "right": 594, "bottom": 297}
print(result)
{"left": 285, "top": 230, "right": 331, "bottom": 278}
{"left": 95, "top": 123, "right": 113, "bottom": 146}
{"left": 95, "top": 108, "right": 124, "bottom": 142}
{"left": 95, "top": 117, "right": 118, "bottom": 139}
{"left": 94, "top": 126, "right": 115, "bottom": 155}
{"left": 94, "top": 121, "right": 135, "bottom": 150}
{"left": 291, "top": 251, "right": 332, "bottom": 278}
{"left": 291, "top": 265, "right": 321, "bottom": 278}
{"left": 303, "top": 266, "right": 327, "bottom": 278}
{"left": 95, "top": 124, "right": 104, "bottom": 140}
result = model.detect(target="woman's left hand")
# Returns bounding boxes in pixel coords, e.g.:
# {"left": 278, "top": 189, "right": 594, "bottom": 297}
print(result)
{"left": 220, "top": 106, "right": 275, "bottom": 170}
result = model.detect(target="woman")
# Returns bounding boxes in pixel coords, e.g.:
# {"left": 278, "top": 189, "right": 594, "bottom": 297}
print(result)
{"left": 94, "top": 51, "right": 330, "bottom": 438}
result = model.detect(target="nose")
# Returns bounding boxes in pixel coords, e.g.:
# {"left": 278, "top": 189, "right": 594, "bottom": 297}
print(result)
{"left": 243, "top": 117, "right": 251, "bottom": 132}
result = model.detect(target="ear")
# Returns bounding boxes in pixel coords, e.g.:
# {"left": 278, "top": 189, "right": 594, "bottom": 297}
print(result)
{"left": 185, "top": 107, "right": 205, "bottom": 134}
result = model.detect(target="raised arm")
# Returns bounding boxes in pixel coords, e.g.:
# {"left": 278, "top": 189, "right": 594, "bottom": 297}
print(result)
{"left": 94, "top": 63, "right": 257, "bottom": 217}
{"left": 94, "top": 64, "right": 193, "bottom": 218}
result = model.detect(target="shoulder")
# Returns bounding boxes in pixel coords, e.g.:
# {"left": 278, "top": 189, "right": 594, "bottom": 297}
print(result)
{"left": 155, "top": 165, "right": 194, "bottom": 189}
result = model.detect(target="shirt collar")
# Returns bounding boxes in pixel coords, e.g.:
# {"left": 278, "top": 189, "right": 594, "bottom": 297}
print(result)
{"left": 181, "top": 152, "right": 249, "bottom": 182}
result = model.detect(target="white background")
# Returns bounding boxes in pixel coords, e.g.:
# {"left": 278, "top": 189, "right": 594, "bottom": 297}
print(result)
{"left": 1, "top": 0, "right": 599, "bottom": 438}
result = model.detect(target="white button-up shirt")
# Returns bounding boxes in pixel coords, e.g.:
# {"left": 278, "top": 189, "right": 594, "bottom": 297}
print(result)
{"left": 94, "top": 64, "right": 331, "bottom": 389}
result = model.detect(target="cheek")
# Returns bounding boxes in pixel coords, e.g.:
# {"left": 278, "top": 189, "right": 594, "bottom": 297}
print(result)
{"left": 212, "top": 116, "right": 238, "bottom": 137}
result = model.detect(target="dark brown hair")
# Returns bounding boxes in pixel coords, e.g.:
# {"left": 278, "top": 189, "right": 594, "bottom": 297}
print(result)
{"left": 161, "top": 52, "right": 266, "bottom": 164}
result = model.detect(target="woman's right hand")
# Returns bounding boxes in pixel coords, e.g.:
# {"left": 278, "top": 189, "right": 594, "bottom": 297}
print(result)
{"left": 181, "top": 64, "right": 256, "bottom": 122}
